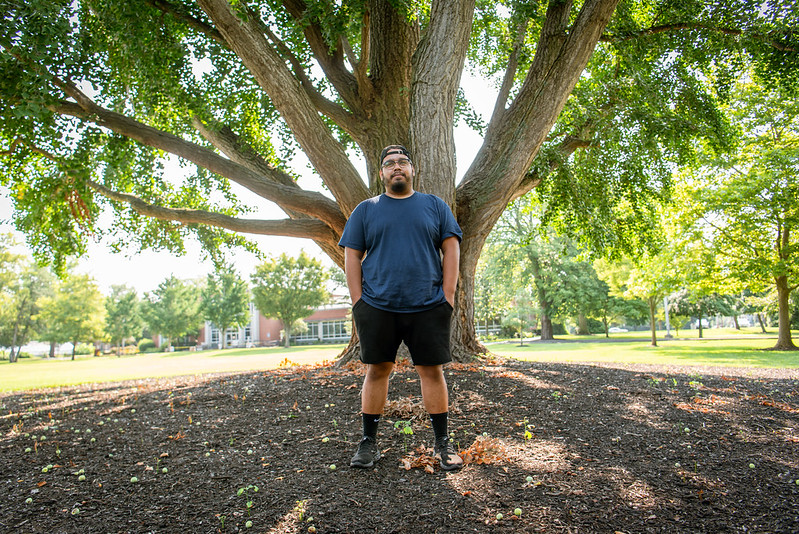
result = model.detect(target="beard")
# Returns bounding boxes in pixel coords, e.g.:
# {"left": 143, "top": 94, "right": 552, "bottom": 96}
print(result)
{"left": 389, "top": 179, "right": 410, "bottom": 194}
{"left": 383, "top": 171, "right": 412, "bottom": 195}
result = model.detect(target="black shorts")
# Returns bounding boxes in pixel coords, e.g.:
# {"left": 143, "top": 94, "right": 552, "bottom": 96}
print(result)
{"left": 352, "top": 300, "right": 453, "bottom": 366}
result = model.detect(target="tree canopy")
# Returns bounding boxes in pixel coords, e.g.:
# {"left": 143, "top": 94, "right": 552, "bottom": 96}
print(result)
{"left": 37, "top": 272, "right": 105, "bottom": 359}
{"left": 201, "top": 265, "right": 250, "bottom": 348}
{"left": 105, "top": 284, "right": 144, "bottom": 354}
{"left": 675, "top": 75, "right": 799, "bottom": 349}
{"left": 1, "top": 0, "right": 796, "bottom": 358}
{"left": 143, "top": 275, "right": 202, "bottom": 348}
{"left": 251, "top": 252, "right": 329, "bottom": 348}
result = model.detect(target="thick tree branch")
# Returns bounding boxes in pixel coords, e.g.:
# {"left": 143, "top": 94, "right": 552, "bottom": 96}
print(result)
{"left": 50, "top": 100, "right": 347, "bottom": 234}
{"left": 191, "top": 117, "right": 299, "bottom": 189}
{"left": 197, "top": 0, "right": 369, "bottom": 216}
{"left": 490, "top": 17, "right": 529, "bottom": 125}
{"left": 258, "top": 18, "right": 358, "bottom": 132}
{"left": 409, "top": 0, "right": 476, "bottom": 207}
{"left": 192, "top": 116, "right": 347, "bottom": 259}
{"left": 278, "top": 0, "right": 361, "bottom": 107}
{"left": 144, "top": 0, "right": 226, "bottom": 46}
{"left": 87, "top": 179, "right": 338, "bottom": 242}
{"left": 513, "top": 135, "right": 593, "bottom": 200}
{"left": 601, "top": 23, "right": 797, "bottom": 53}
{"left": 457, "top": 0, "right": 620, "bottom": 247}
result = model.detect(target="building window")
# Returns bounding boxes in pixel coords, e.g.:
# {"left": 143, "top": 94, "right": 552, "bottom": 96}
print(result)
{"left": 294, "top": 322, "right": 319, "bottom": 342}
{"left": 321, "top": 320, "right": 348, "bottom": 340}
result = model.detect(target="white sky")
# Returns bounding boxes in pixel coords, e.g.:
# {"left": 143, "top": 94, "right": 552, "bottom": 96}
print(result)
{"left": 0, "top": 72, "right": 497, "bottom": 294}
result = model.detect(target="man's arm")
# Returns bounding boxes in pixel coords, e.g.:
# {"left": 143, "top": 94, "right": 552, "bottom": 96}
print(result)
{"left": 344, "top": 247, "right": 365, "bottom": 304}
{"left": 441, "top": 236, "right": 460, "bottom": 307}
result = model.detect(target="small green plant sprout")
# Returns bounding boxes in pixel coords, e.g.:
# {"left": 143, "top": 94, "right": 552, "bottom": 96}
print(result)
{"left": 237, "top": 485, "right": 259, "bottom": 515}
{"left": 514, "top": 508, "right": 522, "bottom": 517}
{"left": 245, "top": 520, "right": 253, "bottom": 529}
{"left": 496, "top": 512, "right": 503, "bottom": 520}
{"left": 329, "top": 464, "right": 337, "bottom": 470}
{"left": 130, "top": 476, "right": 139, "bottom": 483}
{"left": 394, "top": 420, "right": 414, "bottom": 451}
{"left": 71, "top": 507, "right": 80, "bottom": 516}
{"left": 294, "top": 500, "right": 307, "bottom": 522}
{"left": 25, "top": 497, "right": 33, "bottom": 504}
{"left": 524, "top": 429, "right": 533, "bottom": 440}
{"left": 550, "top": 391, "right": 563, "bottom": 401}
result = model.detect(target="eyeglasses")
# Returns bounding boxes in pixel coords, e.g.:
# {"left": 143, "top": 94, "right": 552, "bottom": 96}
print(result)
{"left": 381, "top": 158, "right": 412, "bottom": 169}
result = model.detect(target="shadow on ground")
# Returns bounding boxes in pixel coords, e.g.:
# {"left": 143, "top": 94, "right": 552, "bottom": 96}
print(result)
{"left": 2, "top": 357, "right": 798, "bottom": 533}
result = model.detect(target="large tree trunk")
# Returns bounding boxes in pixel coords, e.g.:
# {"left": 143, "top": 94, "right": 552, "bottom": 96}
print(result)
{"left": 773, "top": 275, "right": 797, "bottom": 350}
{"left": 577, "top": 314, "right": 590, "bottom": 335}
{"left": 648, "top": 296, "right": 658, "bottom": 347}
{"left": 757, "top": 313, "right": 768, "bottom": 333}
{"left": 541, "top": 315, "right": 554, "bottom": 341}
{"left": 697, "top": 310, "right": 704, "bottom": 339}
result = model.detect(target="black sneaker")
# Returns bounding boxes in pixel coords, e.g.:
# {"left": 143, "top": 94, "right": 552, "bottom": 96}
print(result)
{"left": 350, "top": 436, "right": 380, "bottom": 468}
{"left": 434, "top": 436, "right": 463, "bottom": 471}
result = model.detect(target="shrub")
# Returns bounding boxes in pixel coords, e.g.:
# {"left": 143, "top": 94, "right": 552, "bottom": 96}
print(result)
{"left": 74, "top": 343, "right": 94, "bottom": 355}
{"left": 138, "top": 339, "right": 157, "bottom": 353}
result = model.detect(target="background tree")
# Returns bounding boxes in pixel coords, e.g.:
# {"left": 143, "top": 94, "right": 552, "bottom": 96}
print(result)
{"left": 1, "top": 1, "right": 795, "bottom": 359}
{"left": 251, "top": 252, "right": 328, "bottom": 348}
{"left": 486, "top": 195, "right": 610, "bottom": 340}
{"left": 593, "top": 257, "right": 651, "bottom": 334}
{"left": 104, "top": 285, "right": 144, "bottom": 355}
{"left": 38, "top": 273, "right": 105, "bottom": 359}
{"left": 143, "top": 276, "right": 202, "bottom": 350}
{"left": 676, "top": 76, "right": 799, "bottom": 350}
{"left": 0, "top": 239, "right": 54, "bottom": 361}
{"left": 505, "top": 292, "right": 539, "bottom": 345}
{"left": 201, "top": 265, "right": 250, "bottom": 349}
{"left": 668, "top": 290, "right": 735, "bottom": 338}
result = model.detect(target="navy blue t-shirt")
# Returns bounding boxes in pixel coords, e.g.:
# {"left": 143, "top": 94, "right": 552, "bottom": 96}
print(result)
{"left": 338, "top": 192, "right": 463, "bottom": 313}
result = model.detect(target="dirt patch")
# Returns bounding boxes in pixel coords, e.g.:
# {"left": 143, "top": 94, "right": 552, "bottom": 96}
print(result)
{"left": 2, "top": 357, "right": 798, "bottom": 533}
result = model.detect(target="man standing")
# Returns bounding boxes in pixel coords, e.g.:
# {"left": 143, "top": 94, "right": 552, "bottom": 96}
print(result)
{"left": 339, "top": 145, "right": 463, "bottom": 471}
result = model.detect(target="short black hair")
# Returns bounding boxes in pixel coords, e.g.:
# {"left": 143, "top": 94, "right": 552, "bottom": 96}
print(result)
{"left": 380, "top": 145, "right": 412, "bottom": 165}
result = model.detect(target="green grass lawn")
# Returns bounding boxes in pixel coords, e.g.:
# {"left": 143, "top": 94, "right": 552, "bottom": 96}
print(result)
{"left": 489, "top": 329, "right": 799, "bottom": 369}
{"left": 0, "top": 345, "right": 345, "bottom": 392}
{"left": 2, "top": 327, "right": 797, "bottom": 392}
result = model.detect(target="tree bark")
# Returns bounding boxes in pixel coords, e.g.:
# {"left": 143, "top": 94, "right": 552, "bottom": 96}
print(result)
{"left": 648, "top": 296, "right": 658, "bottom": 347}
{"left": 698, "top": 310, "right": 704, "bottom": 339}
{"left": 757, "top": 313, "right": 767, "bottom": 333}
{"left": 541, "top": 315, "right": 554, "bottom": 341}
{"left": 773, "top": 275, "right": 797, "bottom": 350}
{"left": 577, "top": 314, "right": 590, "bottom": 335}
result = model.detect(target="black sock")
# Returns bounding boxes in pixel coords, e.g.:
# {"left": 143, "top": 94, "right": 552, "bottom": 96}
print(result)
{"left": 430, "top": 412, "right": 448, "bottom": 441}
{"left": 362, "top": 413, "right": 381, "bottom": 440}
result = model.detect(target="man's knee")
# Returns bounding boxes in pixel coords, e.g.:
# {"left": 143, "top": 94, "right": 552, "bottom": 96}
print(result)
{"left": 366, "top": 362, "right": 394, "bottom": 380}
{"left": 415, "top": 364, "right": 445, "bottom": 381}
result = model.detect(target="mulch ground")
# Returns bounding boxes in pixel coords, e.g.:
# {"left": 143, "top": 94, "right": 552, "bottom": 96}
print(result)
{"left": 2, "top": 355, "right": 798, "bottom": 533}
